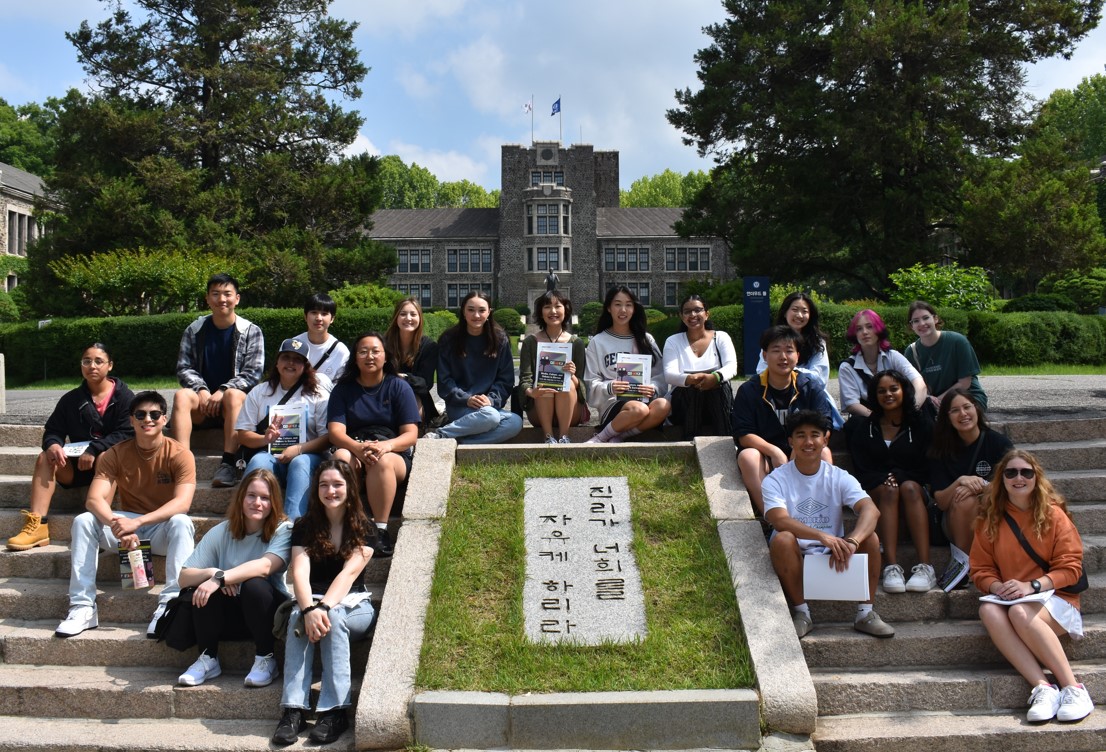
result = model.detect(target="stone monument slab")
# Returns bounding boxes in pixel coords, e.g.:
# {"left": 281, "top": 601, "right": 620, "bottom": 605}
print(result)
{"left": 522, "top": 476, "right": 646, "bottom": 645}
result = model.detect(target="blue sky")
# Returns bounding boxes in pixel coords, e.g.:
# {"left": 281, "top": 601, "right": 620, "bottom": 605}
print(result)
{"left": 2, "top": 1, "right": 1104, "bottom": 190}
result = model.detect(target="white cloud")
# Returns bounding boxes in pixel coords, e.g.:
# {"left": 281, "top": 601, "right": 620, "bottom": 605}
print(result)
{"left": 342, "top": 132, "right": 380, "bottom": 158}
{"left": 331, "top": 0, "right": 468, "bottom": 38}
{"left": 446, "top": 36, "right": 508, "bottom": 115}
{"left": 390, "top": 140, "right": 490, "bottom": 185}
{"left": 396, "top": 65, "right": 436, "bottom": 100}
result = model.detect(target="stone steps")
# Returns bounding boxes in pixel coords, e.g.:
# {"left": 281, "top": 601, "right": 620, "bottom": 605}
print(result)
{"left": 0, "top": 447, "right": 226, "bottom": 477}
{"left": 811, "top": 660, "right": 1106, "bottom": 717}
{"left": 0, "top": 715, "right": 354, "bottom": 751}
{"left": 0, "top": 475, "right": 238, "bottom": 515}
{"left": 814, "top": 709, "right": 1106, "bottom": 752}
{"left": 801, "top": 615, "right": 1106, "bottom": 670}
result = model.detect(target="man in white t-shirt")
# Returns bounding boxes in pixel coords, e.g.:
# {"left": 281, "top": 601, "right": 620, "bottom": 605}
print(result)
{"left": 763, "top": 410, "right": 894, "bottom": 639}
{"left": 294, "top": 293, "right": 350, "bottom": 385}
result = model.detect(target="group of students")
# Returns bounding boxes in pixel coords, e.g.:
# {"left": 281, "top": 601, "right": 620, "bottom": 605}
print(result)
{"left": 5, "top": 274, "right": 1094, "bottom": 731}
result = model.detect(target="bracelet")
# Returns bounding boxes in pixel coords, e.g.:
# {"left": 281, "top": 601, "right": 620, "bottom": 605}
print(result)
{"left": 844, "top": 537, "right": 860, "bottom": 549}
{"left": 302, "top": 601, "right": 331, "bottom": 615}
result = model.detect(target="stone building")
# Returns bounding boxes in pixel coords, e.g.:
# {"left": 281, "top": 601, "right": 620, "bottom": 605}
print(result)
{"left": 0, "top": 161, "right": 45, "bottom": 292}
{"left": 369, "top": 142, "right": 732, "bottom": 311}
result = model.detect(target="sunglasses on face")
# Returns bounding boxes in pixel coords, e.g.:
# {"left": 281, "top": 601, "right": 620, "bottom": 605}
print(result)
{"left": 133, "top": 410, "right": 164, "bottom": 421}
{"left": 1003, "top": 467, "right": 1035, "bottom": 480}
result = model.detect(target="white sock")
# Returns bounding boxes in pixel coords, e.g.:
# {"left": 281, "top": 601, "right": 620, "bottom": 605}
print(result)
{"left": 855, "top": 603, "right": 873, "bottom": 620}
{"left": 622, "top": 427, "right": 642, "bottom": 438}
{"left": 375, "top": 522, "right": 387, "bottom": 530}
{"left": 596, "top": 423, "right": 620, "bottom": 442}
{"left": 792, "top": 603, "right": 811, "bottom": 618}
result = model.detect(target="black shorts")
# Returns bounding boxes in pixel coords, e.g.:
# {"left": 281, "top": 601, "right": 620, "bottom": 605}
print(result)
{"left": 57, "top": 466, "right": 96, "bottom": 489}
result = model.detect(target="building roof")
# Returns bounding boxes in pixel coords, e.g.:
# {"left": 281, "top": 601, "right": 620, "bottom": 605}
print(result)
{"left": 368, "top": 208, "right": 499, "bottom": 239}
{"left": 597, "top": 207, "right": 685, "bottom": 237}
{"left": 0, "top": 161, "right": 46, "bottom": 198}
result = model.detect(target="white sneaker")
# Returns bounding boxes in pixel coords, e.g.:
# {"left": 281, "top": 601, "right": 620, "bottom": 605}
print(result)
{"left": 422, "top": 431, "right": 441, "bottom": 440}
{"left": 882, "top": 564, "right": 906, "bottom": 593}
{"left": 178, "top": 652, "right": 221, "bottom": 686}
{"left": 1027, "top": 683, "right": 1061, "bottom": 722}
{"left": 244, "top": 653, "right": 279, "bottom": 688}
{"left": 147, "top": 602, "right": 168, "bottom": 638}
{"left": 1057, "top": 683, "right": 1095, "bottom": 722}
{"left": 55, "top": 605, "right": 98, "bottom": 638}
{"left": 544, "top": 434, "right": 558, "bottom": 445}
{"left": 905, "top": 563, "right": 937, "bottom": 592}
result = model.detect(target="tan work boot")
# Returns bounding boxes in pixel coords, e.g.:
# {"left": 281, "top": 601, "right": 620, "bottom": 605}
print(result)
{"left": 7, "top": 510, "right": 50, "bottom": 551}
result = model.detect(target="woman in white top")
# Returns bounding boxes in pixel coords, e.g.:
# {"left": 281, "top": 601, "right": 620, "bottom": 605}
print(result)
{"left": 662, "top": 295, "right": 738, "bottom": 438}
{"left": 585, "top": 285, "right": 670, "bottom": 443}
{"left": 838, "top": 309, "right": 928, "bottom": 418}
{"left": 756, "top": 292, "right": 830, "bottom": 388}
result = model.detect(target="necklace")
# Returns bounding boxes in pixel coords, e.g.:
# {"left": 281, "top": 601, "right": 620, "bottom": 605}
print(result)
{"left": 135, "top": 440, "right": 161, "bottom": 461}
{"left": 360, "top": 378, "right": 385, "bottom": 397}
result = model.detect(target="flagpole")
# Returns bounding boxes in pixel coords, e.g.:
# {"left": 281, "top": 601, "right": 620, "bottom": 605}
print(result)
{"left": 558, "top": 94, "right": 562, "bottom": 143}
{"left": 531, "top": 93, "right": 534, "bottom": 144}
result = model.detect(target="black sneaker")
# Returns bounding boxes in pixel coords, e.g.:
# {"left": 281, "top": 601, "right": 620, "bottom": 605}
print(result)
{"left": 373, "top": 527, "right": 394, "bottom": 558}
{"left": 211, "top": 462, "right": 238, "bottom": 488}
{"left": 309, "top": 708, "right": 349, "bottom": 744}
{"left": 271, "top": 708, "right": 306, "bottom": 746}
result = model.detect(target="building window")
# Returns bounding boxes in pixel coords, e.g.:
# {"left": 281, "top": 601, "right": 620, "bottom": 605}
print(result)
{"left": 611, "top": 281, "right": 650, "bottom": 306}
{"left": 447, "top": 282, "right": 492, "bottom": 309}
{"left": 447, "top": 248, "right": 492, "bottom": 273}
{"left": 394, "top": 283, "right": 432, "bottom": 308}
{"left": 529, "top": 246, "right": 571, "bottom": 272}
{"left": 397, "top": 249, "right": 431, "bottom": 274}
{"left": 527, "top": 202, "right": 569, "bottom": 236}
{"left": 604, "top": 246, "right": 649, "bottom": 272}
{"left": 6, "top": 211, "right": 35, "bottom": 256}
{"left": 665, "top": 282, "right": 679, "bottom": 307}
{"left": 665, "top": 247, "right": 710, "bottom": 272}
{"left": 530, "top": 170, "right": 564, "bottom": 186}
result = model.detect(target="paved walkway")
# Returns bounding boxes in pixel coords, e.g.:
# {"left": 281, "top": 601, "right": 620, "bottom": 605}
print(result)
{"left": 1, "top": 374, "right": 1104, "bottom": 425}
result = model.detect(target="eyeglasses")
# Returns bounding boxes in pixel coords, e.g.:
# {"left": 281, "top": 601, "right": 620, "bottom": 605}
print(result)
{"left": 81, "top": 358, "right": 109, "bottom": 367}
{"left": 356, "top": 348, "right": 385, "bottom": 357}
{"left": 1003, "top": 467, "right": 1035, "bottom": 480}
{"left": 133, "top": 410, "right": 164, "bottom": 421}
{"left": 681, "top": 308, "right": 706, "bottom": 316}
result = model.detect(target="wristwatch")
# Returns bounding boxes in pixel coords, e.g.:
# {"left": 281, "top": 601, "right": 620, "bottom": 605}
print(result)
{"left": 213, "top": 569, "right": 226, "bottom": 587}
{"left": 1031, "top": 579, "right": 1041, "bottom": 593}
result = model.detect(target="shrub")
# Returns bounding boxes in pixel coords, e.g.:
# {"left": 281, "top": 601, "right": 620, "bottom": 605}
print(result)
{"left": 328, "top": 283, "right": 406, "bottom": 310}
{"left": 886, "top": 263, "right": 996, "bottom": 311}
{"left": 0, "top": 290, "right": 19, "bottom": 323}
{"left": 1039, "top": 268, "right": 1106, "bottom": 314}
{"left": 578, "top": 301, "right": 604, "bottom": 335}
{"left": 1002, "top": 293, "right": 1078, "bottom": 312}
{"left": 494, "top": 307, "right": 526, "bottom": 336}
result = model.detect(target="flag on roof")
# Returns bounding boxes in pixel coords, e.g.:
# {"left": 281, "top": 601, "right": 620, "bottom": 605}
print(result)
{"left": 522, "top": 100, "right": 533, "bottom": 114}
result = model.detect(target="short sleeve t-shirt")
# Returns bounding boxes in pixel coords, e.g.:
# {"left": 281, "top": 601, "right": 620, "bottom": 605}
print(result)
{"left": 907, "top": 331, "right": 986, "bottom": 408}
{"left": 326, "top": 375, "right": 421, "bottom": 436}
{"left": 184, "top": 519, "right": 293, "bottom": 593}
{"left": 235, "top": 381, "right": 331, "bottom": 440}
{"left": 94, "top": 438, "right": 196, "bottom": 514}
{"left": 200, "top": 317, "right": 235, "bottom": 392}
{"left": 294, "top": 332, "right": 351, "bottom": 385}
{"left": 762, "top": 461, "right": 869, "bottom": 553}
{"left": 290, "top": 522, "right": 370, "bottom": 593}
{"left": 929, "top": 429, "right": 1014, "bottom": 492}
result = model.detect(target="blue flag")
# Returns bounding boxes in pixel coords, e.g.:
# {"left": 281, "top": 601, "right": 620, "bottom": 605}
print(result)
{"left": 551, "top": 98, "right": 561, "bottom": 116}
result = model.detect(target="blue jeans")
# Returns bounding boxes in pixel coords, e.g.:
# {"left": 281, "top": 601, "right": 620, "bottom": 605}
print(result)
{"left": 68, "top": 510, "right": 195, "bottom": 607}
{"left": 243, "top": 451, "right": 323, "bottom": 520}
{"left": 439, "top": 405, "right": 522, "bottom": 444}
{"left": 281, "top": 598, "right": 376, "bottom": 712}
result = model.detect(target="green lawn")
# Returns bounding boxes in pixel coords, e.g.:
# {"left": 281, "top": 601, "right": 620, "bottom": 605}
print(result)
{"left": 417, "top": 455, "right": 752, "bottom": 693}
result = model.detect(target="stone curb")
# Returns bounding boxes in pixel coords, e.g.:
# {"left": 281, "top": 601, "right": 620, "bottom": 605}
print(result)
{"left": 698, "top": 435, "right": 817, "bottom": 735}
{"left": 453, "top": 441, "right": 695, "bottom": 465}
{"left": 413, "top": 688, "right": 760, "bottom": 750}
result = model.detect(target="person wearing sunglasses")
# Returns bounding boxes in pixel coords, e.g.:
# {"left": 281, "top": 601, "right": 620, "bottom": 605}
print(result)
{"left": 8, "top": 343, "right": 135, "bottom": 552}
{"left": 972, "top": 450, "right": 1094, "bottom": 723}
{"left": 56, "top": 392, "right": 197, "bottom": 640}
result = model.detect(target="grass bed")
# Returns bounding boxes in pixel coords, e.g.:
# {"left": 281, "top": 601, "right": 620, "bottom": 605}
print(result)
{"left": 417, "top": 455, "right": 751, "bottom": 693}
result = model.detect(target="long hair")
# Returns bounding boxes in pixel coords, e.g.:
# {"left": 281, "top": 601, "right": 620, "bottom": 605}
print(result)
{"left": 385, "top": 297, "right": 425, "bottom": 370}
{"left": 295, "top": 460, "right": 374, "bottom": 560}
{"left": 979, "top": 449, "right": 1070, "bottom": 542}
{"left": 908, "top": 300, "right": 942, "bottom": 331}
{"left": 775, "top": 291, "right": 826, "bottom": 365}
{"left": 846, "top": 309, "right": 891, "bottom": 354}
{"left": 930, "top": 387, "right": 991, "bottom": 460}
{"left": 676, "top": 294, "right": 715, "bottom": 333}
{"left": 263, "top": 350, "right": 320, "bottom": 397}
{"left": 227, "top": 469, "right": 286, "bottom": 542}
{"left": 595, "top": 285, "right": 658, "bottom": 364}
{"left": 443, "top": 290, "right": 505, "bottom": 358}
{"left": 337, "top": 332, "right": 396, "bottom": 385}
{"left": 867, "top": 369, "right": 920, "bottom": 426}
{"left": 533, "top": 289, "right": 574, "bottom": 333}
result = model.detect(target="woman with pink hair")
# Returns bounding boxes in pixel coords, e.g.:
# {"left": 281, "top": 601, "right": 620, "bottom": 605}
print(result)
{"left": 839, "top": 309, "right": 927, "bottom": 419}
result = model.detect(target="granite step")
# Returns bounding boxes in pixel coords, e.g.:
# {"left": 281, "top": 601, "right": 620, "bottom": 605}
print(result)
{"left": 0, "top": 476, "right": 238, "bottom": 514}
{"left": 0, "top": 509, "right": 225, "bottom": 545}
{"left": 1018, "top": 438, "right": 1106, "bottom": 471}
{"left": 1000, "top": 416, "right": 1106, "bottom": 445}
{"left": 0, "top": 714, "right": 354, "bottom": 751}
{"left": 0, "top": 447, "right": 226, "bottom": 477}
{"left": 811, "top": 660, "right": 1106, "bottom": 717}
{"left": 813, "top": 707, "right": 1106, "bottom": 752}
{"left": 1069, "top": 503, "right": 1106, "bottom": 535}
{"left": 800, "top": 614, "right": 1106, "bottom": 670}
{"left": 0, "top": 619, "right": 374, "bottom": 670}
{"left": 1049, "top": 470, "right": 1106, "bottom": 504}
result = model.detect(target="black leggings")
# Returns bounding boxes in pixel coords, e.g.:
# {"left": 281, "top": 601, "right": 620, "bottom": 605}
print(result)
{"left": 185, "top": 577, "right": 287, "bottom": 657}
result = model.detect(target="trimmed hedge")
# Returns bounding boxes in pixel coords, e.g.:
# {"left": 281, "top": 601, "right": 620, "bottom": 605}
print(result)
{"left": 0, "top": 307, "right": 453, "bottom": 386}
{"left": 494, "top": 307, "right": 526, "bottom": 336}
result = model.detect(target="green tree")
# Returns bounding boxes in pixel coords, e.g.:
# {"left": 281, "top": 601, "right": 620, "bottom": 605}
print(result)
{"left": 1040, "top": 267, "right": 1106, "bottom": 313}
{"left": 25, "top": 0, "right": 379, "bottom": 316}
{"left": 437, "top": 179, "right": 499, "bottom": 208}
{"left": 620, "top": 169, "right": 710, "bottom": 207}
{"left": 1036, "top": 74, "right": 1106, "bottom": 229}
{"left": 377, "top": 155, "right": 439, "bottom": 208}
{"left": 887, "top": 263, "right": 995, "bottom": 311}
{"left": 668, "top": 1, "right": 1101, "bottom": 297}
{"left": 0, "top": 98, "right": 60, "bottom": 178}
